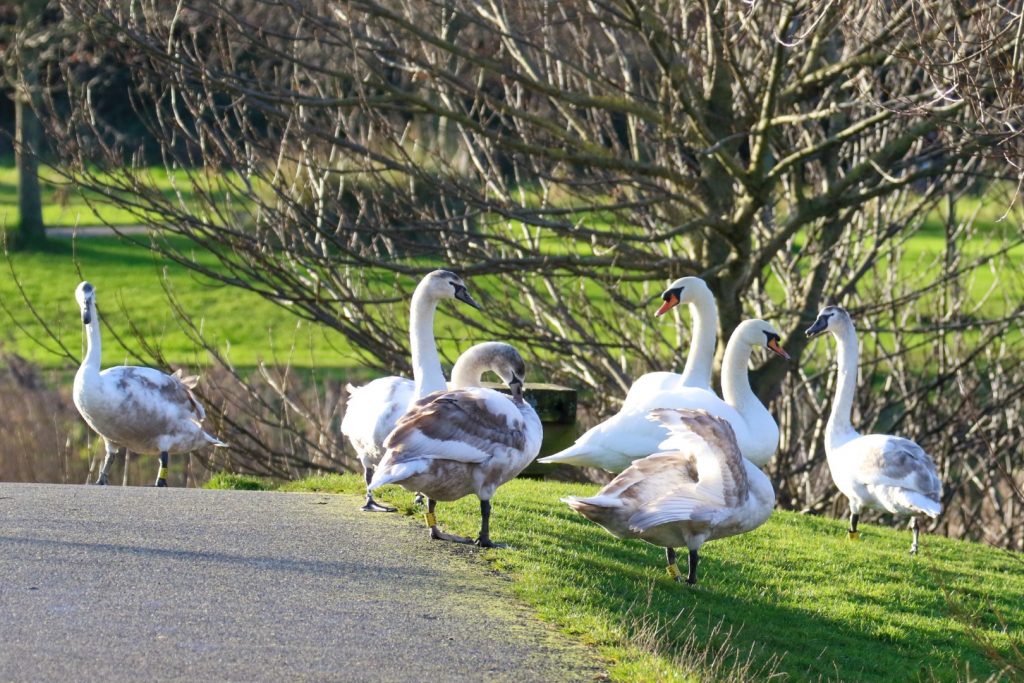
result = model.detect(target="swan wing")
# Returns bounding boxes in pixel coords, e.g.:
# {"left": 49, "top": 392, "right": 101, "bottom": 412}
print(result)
{"left": 648, "top": 408, "right": 749, "bottom": 507}
{"left": 101, "top": 366, "right": 205, "bottom": 420}
{"left": 382, "top": 388, "right": 530, "bottom": 466}
{"left": 598, "top": 450, "right": 699, "bottom": 501}
{"left": 341, "top": 376, "right": 415, "bottom": 459}
{"left": 539, "top": 387, "right": 735, "bottom": 471}
{"left": 857, "top": 435, "right": 942, "bottom": 499}
{"left": 627, "top": 496, "right": 718, "bottom": 534}
{"left": 621, "top": 372, "right": 683, "bottom": 410}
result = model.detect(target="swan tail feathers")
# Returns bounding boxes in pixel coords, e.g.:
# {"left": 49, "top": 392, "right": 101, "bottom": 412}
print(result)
{"left": 204, "top": 432, "right": 229, "bottom": 448}
{"left": 893, "top": 489, "right": 942, "bottom": 518}
{"left": 367, "top": 460, "right": 427, "bottom": 492}
{"left": 538, "top": 442, "right": 619, "bottom": 469}
{"left": 562, "top": 496, "right": 630, "bottom": 538}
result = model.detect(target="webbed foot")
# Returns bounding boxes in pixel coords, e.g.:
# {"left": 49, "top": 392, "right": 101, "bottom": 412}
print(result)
{"left": 155, "top": 479, "right": 168, "bottom": 488}
{"left": 361, "top": 496, "right": 396, "bottom": 513}
{"left": 475, "top": 537, "right": 508, "bottom": 549}
{"left": 430, "top": 528, "right": 473, "bottom": 544}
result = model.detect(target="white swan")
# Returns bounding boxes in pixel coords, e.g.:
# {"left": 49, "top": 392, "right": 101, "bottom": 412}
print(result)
{"left": 341, "top": 270, "right": 481, "bottom": 512}
{"left": 72, "top": 282, "right": 226, "bottom": 487}
{"left": 621, "top": 276, "right": 718, "bottom": 410}
{"left": 563, "top": 409, "right": 775, "bottom": 585}
{"left": 805, "top": 306, "right": 942, "bottom": 553}
{"left": 539, "top": 319, "right": 789, "bottom": 471}
{"left": 368, "top": 342, "right": 542, "bottom": 547}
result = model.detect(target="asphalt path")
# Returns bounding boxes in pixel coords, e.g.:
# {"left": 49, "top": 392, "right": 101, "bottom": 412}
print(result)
{"left": 0, "top": 483, "right": 602, "bottom": 682}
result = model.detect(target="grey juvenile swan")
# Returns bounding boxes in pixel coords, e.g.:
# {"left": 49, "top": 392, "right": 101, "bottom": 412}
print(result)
{"left": 805, "top": 305, "right": 942, "bottom": 553}
{"left": 368, "top": 342, "right": 542, "bottom": 547}
{"left": 72, "top": 282, "right": 226, "bottom": 486}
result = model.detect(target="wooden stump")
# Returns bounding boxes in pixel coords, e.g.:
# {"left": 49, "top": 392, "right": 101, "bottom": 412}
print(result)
{"left": 481, "top": 382, "right": 578, "bottom": 477}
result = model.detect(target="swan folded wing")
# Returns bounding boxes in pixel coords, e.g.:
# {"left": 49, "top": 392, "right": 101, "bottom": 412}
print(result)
{"left": 341, "top": 376, "right": 415, "bottom": 447}
{"left": 105, "top": 366, "right": 204, "bottom": 420}
{"left": 382, "top": 389, "right": 527, "bottom": 465}
{"left": 861, "top": 436, "right": 942, "bottom": 499}
{"left": 648, "top": 408, "right": 749, "bottom": 507}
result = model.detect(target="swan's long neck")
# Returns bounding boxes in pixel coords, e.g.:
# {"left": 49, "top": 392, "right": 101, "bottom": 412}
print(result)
{"left": 409, "top": 284, "right": 446, "bottom": 397}
{"left": 679, "top": 292, "right": 717, "bottom": 389}
{"left": 450, "top": 353, "right": 487, "bottom": 389}
{"left": 720, "top": 332, "right": 760, "bottom": 418}
{"left": 80, "top": 305, "right": 102, "bottom": 376}
{"left": 825, "top": 319, "right": 860, "bottom": 453}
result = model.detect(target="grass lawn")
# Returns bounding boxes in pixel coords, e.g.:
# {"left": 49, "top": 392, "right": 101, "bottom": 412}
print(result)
{"left": 207, "top": 472, "right": 1024, "bottom": 682}
{"left": 0, "top": 235, "right": 362, "bottom": 370}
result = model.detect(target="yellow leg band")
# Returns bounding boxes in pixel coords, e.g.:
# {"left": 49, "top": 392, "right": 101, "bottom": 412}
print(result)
{"left": 158, "top": 467, "right": 169, "bottom": 480}
{"left": 848, "top": 530, "right": 860, "bottom": 541}
{"left": 425, "top": 512, "right": 437, "bottom": 527}
{"left": 667, "top": 563, "right": 681, "bottom": 580}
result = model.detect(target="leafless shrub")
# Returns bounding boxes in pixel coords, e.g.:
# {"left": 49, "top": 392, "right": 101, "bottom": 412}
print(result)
{"left": 1, "top": 0, "right": 1020, "bottom": 544}
{"left": 0, "top": 347, "right": 88, "bottom": 483}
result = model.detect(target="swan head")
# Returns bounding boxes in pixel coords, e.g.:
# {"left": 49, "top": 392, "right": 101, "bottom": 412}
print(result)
{"left": 420, "top": 270, "right": 481, "bottom": 310}
{"left": 74, "top": 281, "right": 96, "bottom": 325}
{"left": 655, "top": 276, "right": 711, "bottom": 316}
{"left": 484, "top": 343, "right": 527, "bottom": 401}
{"left": 736, "top": 319, "right": 790, "bottom": 360}
{"left": 451, "top": 341, "right": 527, "bottom": 396}
{"left": 805, "top": 305, "right": 851, "bottom": 339}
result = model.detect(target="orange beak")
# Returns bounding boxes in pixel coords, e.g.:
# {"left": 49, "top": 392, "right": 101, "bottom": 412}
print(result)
{"left": 655, "top": 293, "right": 680, "bottom": 317}
{"left": 767, "top": 338, "right": 791, "bottom": 360}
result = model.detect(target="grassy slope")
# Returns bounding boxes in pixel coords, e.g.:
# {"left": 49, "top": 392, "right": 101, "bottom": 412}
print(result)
{"left": 0, "top": 235, "right": 360, "bottom": 370}
{"left": 207, "top": 472, "right": 1024, "bottom": 683}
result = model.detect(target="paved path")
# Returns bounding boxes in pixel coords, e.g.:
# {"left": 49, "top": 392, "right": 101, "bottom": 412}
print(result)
{"left": 0, "top": 484, "right": 602, "bottom": 682}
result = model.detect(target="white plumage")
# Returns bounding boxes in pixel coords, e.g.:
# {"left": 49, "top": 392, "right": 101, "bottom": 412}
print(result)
{"left": 563, "top": 409, "right": 775, "bottom": 585}
{"left": 340, "top": 270, "right": 480, "bottom": 512}
{"left": 72, "top": 282, "right": 226, "bottom": 487}
{"left": 539, "top": 319, "right": 790, "bottom": 471}
{"left": 805, "top": 305, "right": 942, "bottom": 552}
{"left": 369, "top": 342, "right": 541, "bottom": 547}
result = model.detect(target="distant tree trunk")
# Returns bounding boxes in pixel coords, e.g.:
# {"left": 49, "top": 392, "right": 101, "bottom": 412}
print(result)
{"left": 14, "top": 47, "right": 44, "bottom": 248}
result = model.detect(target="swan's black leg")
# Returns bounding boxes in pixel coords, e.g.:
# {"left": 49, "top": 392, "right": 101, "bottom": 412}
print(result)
{"left": 848, "top": 512, "right": 860, "bottom": 540}
{"left": 475, "top": 499, "right": 507, "bottom": 548}
{"left": 427, "top": 498, "right": 472, "bottom": 544}
{"left": 666, "top": 548, "right": 683, "bottom": 582}
{"left": 361, "top": 467, "right": 396, "bottom": 512}
{"left": 686, "top": 549, "right": 699, "bottom": 585}
{"left": 95, "top": 441, "right": 120, "bottom": 485}
{"left": 909, "top": 517, "right": 920, "bottom": 555}
{"left": 155, "top": 451, "right": 168, "bottom": 487}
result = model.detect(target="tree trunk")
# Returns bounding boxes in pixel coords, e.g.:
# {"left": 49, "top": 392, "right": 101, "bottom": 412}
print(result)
{"left": 15, "top": 69, "right": 45, "bottom": 249}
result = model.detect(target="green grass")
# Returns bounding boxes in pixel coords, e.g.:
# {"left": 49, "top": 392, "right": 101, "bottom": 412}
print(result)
{"left": 0, "top": 160, "right": 245, "bottom": 229}
{"left": 207, "top": 472, "right": 1024, "bottom": 682}
{"left": 0, "top": 235, "right": 363, "bottom": 370}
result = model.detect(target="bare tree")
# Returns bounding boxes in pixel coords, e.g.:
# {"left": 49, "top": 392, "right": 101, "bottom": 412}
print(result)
{"left": 15, "top": 0, "right": 1023, "bottom": 544}
{"left": 2, "top": 0, "right": 52, "bottom": 248}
